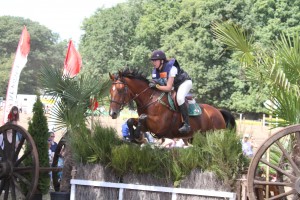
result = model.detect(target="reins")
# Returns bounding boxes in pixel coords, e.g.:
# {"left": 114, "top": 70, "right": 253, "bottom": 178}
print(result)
{"left": 110, "top": 77, "right": 176, "bottom": 112}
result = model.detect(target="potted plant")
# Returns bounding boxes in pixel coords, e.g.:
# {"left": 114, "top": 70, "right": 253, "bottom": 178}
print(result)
{"left": 26, "top": 95, "right": 50, "bottom": 199}
{"left": 39, "top": 66, "right": 110, "bottom": 199}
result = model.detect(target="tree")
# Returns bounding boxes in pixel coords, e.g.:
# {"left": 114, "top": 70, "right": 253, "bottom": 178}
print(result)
{"left": 80, "top": 1, "right": 145, "bottom": 76}
{"left": 250, "top": 0, "right": 300, "bottom": 45}
{"left": 212, "top": 21, "right": 300, "bottom": 125}
{"left": 27, "top": 95, "right": 50, "bottom": 194}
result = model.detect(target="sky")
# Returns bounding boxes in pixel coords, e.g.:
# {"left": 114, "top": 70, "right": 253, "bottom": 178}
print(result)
{"left": 0, "top": 0, "right": 127, "bottom": 45}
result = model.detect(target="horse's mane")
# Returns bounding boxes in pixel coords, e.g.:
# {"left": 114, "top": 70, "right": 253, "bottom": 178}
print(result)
{"left": 120, "top": 68, "right": 149, "bottom": 83}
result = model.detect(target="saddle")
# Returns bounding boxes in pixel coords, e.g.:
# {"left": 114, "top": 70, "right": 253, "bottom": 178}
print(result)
{"left": 168, "top": 92, "right": 202, "bottom": 116}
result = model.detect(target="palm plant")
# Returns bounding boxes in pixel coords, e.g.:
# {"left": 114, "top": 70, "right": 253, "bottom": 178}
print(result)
{"left": 212, "top": 21, "right": 300, "bottom": 125}
{"left": 212, "top": 23, "right": 300, "bottom": 193}
{"left": 39, "top": 66, "right": 111, "bottom": 192}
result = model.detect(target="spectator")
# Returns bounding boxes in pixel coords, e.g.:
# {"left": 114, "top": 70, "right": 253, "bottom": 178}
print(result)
{"left": 57, "top": 147, "right": 65, "bottom": 183}
{"left": 250, "top": 135, "right": 258, "bottom": 150}
{"left": 7, "top": 106, "right": 22, "bottom": 144}
{"left": 48, "top": 141, "right": 54, "bottom": 164}
{"left": 48, "top": 132, "right": 58, "bottom": 153}
{"left": 121, "top": 121, "right": 130, "bottom": 141}
{"left": 242, "top": 134, "right": 253, "bottom": 157}
{"left": 7, "top": 106, "right": 20, "bottom": 124}
{"left": 45, "top": 105, "right": 49, "bottom": 114}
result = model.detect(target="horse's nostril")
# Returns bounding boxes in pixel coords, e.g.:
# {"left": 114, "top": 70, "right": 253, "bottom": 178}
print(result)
{"left": 110, "top": 111, "right": 118, "bottom": 119}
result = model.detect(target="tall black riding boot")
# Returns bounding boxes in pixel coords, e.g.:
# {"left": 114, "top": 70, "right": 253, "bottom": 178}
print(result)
{"left": 178, "top": 104, "right": 191, "bottom": 134}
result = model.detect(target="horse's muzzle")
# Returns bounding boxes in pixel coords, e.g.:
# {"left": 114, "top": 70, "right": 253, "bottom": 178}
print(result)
{"left": 109, "top": 110, "right": 119, "bottom": 119}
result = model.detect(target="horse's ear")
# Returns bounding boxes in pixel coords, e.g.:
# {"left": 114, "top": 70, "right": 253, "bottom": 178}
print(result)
{"left": 109, "top": 72, "right": 114, "bottom": 80}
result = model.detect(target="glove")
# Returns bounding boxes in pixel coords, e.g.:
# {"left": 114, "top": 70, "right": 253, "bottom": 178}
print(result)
{"left": 149, "top": 82, "right": 156, "bottom": 88}
{"left": 153, "top": 78, "right": 166, "bottom": 86}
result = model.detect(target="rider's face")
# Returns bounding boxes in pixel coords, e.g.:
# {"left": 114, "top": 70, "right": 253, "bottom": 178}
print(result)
{"left": 151, "top": 59, "right": 161, "bottom": 69}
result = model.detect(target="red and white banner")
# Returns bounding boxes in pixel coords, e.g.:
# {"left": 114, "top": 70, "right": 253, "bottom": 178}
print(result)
{"left": 2, "top": 26, "right": 30, "bottom": 124}
{"left": 63, "top": 40, "right": 82, "bottom": 78}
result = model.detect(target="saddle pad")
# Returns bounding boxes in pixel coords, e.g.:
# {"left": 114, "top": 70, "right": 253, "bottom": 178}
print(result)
{"left": 188, "top": 101, "right": 202, "bottom": 116}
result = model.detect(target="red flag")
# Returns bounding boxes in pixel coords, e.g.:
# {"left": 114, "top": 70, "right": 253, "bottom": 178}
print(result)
{"left": 2, "top": 26, "right": 30, "bottom": 125}
{"left": 63, "top": 40, "right": 82, "bottom": 78}
{"left": 89, "top": 98, "right": 99, "bottom": 111}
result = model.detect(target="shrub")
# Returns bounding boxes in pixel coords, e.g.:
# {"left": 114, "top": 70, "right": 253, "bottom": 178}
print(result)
{"left": 27, "top": 95, "right": 50, "bottom": 194}
{"left": 69, "top": 122, "right": 121, "bottom": 164}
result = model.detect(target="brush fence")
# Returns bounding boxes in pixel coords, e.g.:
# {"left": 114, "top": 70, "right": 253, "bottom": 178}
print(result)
{"left": 70, "top": 179, "right": 236, "bottom": 200}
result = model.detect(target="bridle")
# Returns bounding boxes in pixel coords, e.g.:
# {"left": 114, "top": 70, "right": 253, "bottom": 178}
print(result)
{"left": 110, "top": 80, "right": 129, "bottom": 111}
{"left": 110, "top": 78, "right": 152, "bottom": 111}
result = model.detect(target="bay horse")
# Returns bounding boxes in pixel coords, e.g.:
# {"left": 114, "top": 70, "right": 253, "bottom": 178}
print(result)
{"left": 109, "top": 68, "right": 235, "bottom": 141}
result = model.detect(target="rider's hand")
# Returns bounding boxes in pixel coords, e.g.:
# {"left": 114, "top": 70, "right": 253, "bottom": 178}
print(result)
{"left": 149, "top": 82, "right": 156, "bottom": 88}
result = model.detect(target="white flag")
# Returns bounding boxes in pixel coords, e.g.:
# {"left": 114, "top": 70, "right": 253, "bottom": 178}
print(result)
{"left": 2, "top": 26, "right": 30, "bottom": 124}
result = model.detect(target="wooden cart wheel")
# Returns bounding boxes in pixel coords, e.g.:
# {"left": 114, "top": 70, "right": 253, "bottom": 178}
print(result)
{"left": 0, "top": 123, "right": 39, "bottom": 200}
{"left": 247, "top": 124, "right": 300, "bottom": 200}
{"left": 51, "top": 137, "right": 66, "bottom": 192}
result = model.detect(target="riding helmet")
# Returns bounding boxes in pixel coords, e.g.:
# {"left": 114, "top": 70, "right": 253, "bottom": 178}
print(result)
{"left": 150, "top": 50, "right": 166, "bottom": 60}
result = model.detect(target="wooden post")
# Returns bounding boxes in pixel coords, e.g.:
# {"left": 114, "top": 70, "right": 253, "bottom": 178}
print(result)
{"left": 71, "top": 166, "right": 77, "bottom": 179}
{"left": 239, "top": 113, "right": 243, "bottom": 134}
{"left": 266, "top": 113, "right": 272, "bottom": 198}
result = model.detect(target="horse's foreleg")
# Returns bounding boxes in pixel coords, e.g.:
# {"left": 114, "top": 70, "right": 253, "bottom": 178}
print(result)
{"left": 127, "top": 118, "right": 138, "bottom": 141}
{"left": 134, "top": 114, "right": 147, "bottom": 139}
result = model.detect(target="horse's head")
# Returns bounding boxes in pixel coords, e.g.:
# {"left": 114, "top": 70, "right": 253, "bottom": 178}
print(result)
{"left": 109, "top": 68, "right": 152, "bottom": 119}
{"left": 109, "top": 71, "right": 132, "bottom": 119}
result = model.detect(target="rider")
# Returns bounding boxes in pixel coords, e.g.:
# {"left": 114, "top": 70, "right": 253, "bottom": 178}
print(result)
{"left": 149, "top": 50, "right": 192, "bottom": 134}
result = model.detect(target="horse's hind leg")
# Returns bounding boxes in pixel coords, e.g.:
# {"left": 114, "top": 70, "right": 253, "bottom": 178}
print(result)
{"left": 183, "top": 138, "right": 192, "bottom": 146}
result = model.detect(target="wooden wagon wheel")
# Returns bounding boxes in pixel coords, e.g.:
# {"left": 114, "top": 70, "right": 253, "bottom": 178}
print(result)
{"left": 51, "top": 137, "right": 66, "bottom": 191}
{"left": 0, "top": 123, "right": 39, "bottom": 200}
{"left": 247, "top": 124, "right": 300, "bottom": 200}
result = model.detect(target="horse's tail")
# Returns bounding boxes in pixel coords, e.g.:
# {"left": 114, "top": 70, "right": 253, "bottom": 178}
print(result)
{"left": 220, "top": 109, "right": 236, "bottom": 130}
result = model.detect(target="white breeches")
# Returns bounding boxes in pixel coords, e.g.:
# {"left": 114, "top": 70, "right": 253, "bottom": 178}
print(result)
{"left": 176, "top": 80, "right": 192, "bottom": 106}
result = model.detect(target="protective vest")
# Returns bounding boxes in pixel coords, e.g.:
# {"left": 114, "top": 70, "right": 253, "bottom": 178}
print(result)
{"left": 152, "top": 58, "right": 190, "bottom": 89}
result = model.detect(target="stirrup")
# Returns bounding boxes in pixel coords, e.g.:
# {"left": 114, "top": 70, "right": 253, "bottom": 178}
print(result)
{"left": 179, "top": 124, "right": 190, "bottom": 134}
